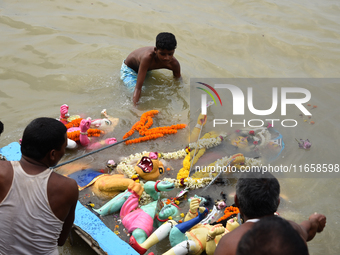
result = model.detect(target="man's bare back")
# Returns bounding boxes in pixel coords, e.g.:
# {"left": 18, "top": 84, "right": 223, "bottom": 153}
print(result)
{"left": 125, "top": 46, "right": 180, "bottom": 74}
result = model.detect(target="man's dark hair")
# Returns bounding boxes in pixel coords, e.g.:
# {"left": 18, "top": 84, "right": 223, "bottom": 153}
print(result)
{"left": 236, "top": 216, "right": 309, "bottom": 255}
{"left": 0, "top": 121, "right": 3, "bottom": 135}
{"left": 236, "top": 171, "right": 280, "bottom": 218}
{"left": 156, "top": 32, "right": 177, "bottom": 50}
{"left": 21, "top": 117, "right": 67, "bottom": 160}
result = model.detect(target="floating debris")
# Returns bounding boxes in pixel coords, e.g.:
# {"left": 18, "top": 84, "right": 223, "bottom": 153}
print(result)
{"left": 295, "top": 139, "right": 312, "bottom": 149}
{"left": 86, "top": 202, "right": 95, "bottom": 208}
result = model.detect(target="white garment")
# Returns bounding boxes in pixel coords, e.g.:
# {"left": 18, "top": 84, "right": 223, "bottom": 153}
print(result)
{"left": 0, "top": 161, "right": 63, "bottom": 255}
{"left": 246, "top": 218, "right": 260, "bottom": 223}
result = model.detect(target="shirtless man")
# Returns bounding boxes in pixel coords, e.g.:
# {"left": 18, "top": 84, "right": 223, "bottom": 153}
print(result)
{"left": 120, "top": 32, "right": 181, "bottom": 106}
{"left": 214, "top": 171, "right": 326, "bottom": 255}
{"left": 0, "top": 117, "right": 79, "bottom": 255}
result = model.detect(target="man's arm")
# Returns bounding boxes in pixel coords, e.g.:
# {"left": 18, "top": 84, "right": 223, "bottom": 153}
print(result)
{"left": 57, "top": 179, "right": 79, "bottom": 246}
{"left": 289, "top": 213, "right": 326, "bottom": 242}
{"left": 133, "top": 56, "right": 152, "bottom": 106}
{"left": 171, "top": 58, "right": 181, "bottom": 79}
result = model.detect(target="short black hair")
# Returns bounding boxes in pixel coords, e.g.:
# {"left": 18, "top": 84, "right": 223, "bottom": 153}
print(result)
{"left": 236, "top": 216, "right": 309, "bottom": 255}
{"left": 236, "top": 171, "right": 280, "bottom": 218}
{"left": 21, "top": 117, "right": 67, "bottom": 160}
{"left": 156, "top": 32, "right": 177, "bottom": 50}
{"left": 0, "top": 121, "right": 3, "bottom": 135}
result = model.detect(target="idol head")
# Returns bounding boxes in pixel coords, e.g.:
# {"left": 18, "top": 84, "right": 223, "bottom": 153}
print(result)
{"left": 134, "top": 152, "right": 164, "bottom": 181}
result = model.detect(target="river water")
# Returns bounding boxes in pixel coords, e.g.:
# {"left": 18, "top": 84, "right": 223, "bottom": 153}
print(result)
{"left": 1, "top": 0, "right": 339, "bottom": 254}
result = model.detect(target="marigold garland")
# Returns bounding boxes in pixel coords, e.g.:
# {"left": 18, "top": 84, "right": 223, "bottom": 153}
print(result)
{"left": 176, "top": 132, "right": 218, "bottom": 180}
{"left": 67, "top": 129, "right": 103, "bottom": 142}
{"left": 216, "top": 206, "right": 240, "bottom": 223}
{"left": 64, "top": 118, "right": 83, "bottom": 129}
{"left": 123, "top": 110, "right": 186, "bottom": 145}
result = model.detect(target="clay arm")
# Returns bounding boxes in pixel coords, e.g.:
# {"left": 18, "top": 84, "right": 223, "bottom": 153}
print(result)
{"left": 184, "top": 198, "right": 201, "bottom": 222}
{"left": 59, "top": 104, "right": 69, "bottom": 124}
{"left": 87, "top": 138, "right": 117, "bottom": 150}
{"left": 144, "top": 180, "right": 174, "bottom": 200}
{"left": 93, "top": 182, "right": 144, "bottom": 216}
{"left": 79, "top": 118, "right": 91, "bottom": 147}
{"left": 190, "top": 113, "right": 207, "bottom": 143}
{"left": 176, "top": 207, "right": 208, "bottom": 234}
{"left": 206, "top": 224, "right": 226, "bottom": 255}
{"left": 158, "top": 204, "right": 179, "bottom": 221}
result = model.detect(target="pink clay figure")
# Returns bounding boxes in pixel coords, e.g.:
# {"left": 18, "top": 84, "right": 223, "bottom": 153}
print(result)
{"left": 59, "top": 104, "right": 69, "bottom": 124}
{"left": 58, "top": 105, "right": 118, "bottom": 150}
{"left": 87, "top": 138, "right": 117, "bottom": 150}
{"left": 79, "top": 118, "right": 92, "bottom": 147}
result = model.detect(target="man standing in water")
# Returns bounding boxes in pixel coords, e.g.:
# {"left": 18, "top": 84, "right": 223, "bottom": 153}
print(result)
{"left": 121, "top": 32, "right": 181, "bottom": 106}
{"left": 0, "top": 117, "right": 79, "bottom": 255}
{"left": 214, "top": 171, "right": 326, "bottom": 255}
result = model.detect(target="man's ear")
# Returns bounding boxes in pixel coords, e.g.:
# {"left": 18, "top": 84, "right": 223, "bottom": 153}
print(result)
{"left": 154, "top": 47, "right": 157, "bottom": 52}
{"left": 49, "top": 150, "right": 56, "bottom": 161}
{"left": 234, "top": 194, "right": 239, "bottom": 207}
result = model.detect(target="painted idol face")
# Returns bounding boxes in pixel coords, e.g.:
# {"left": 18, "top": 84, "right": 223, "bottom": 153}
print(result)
{"left": 134, "top": 152, "right": 164, "bottom": 181}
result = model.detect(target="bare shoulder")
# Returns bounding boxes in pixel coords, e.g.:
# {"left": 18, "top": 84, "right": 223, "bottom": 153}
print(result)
{"left": 0, "top": 160, "right": 11, "bottom": 174}
{"left": 0, "top": 161, "right": 13, "bottom": 202}
{"left": 125, "top": 47, "right": 154, "bottom": 72}
{"left": 50, "top": 171, "right": 78, "bottom": 196}
{"left": 171, "top": 57, "right": 180, "bottom": 69}
{"left": 140, "top": 47, "right": 156, "bottom": 61}
{"left": 48, "top": 172, "right": 78, "bottom": 206}
{"left": 129, "top": 47, "right": 154, "bottom": 61}
{"left": 0, "top": 161, "right": 13, "bottom": 186}
{"left": 48, "top": 171, "right": 78, "bottom": 221}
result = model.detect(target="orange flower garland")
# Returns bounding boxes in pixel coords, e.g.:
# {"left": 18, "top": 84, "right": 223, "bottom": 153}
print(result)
{"left": 67, "top": 129, "right": 104, "bottom": 142}
{"left": 63, "top": 118, "right": 104, "bottom": 142}
{"left": 123, "top": 110, "right": 186, "bottom": 145}
{"left": 216, "top": 206, "right": 240, "bottom": 223}
{"left": 64, "top": 118, "right": 83, "bottom": 129}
